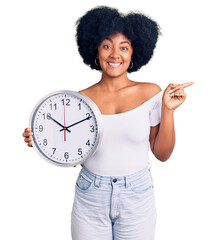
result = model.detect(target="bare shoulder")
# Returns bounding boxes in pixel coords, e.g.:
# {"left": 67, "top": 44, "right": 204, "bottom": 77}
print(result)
{"left": 140, "top": 82, "right": 162, "bottom": 93}
{"left": 139, "top": 82, "right": 162, "bottom": 100}
{"left": 78, "top": 88, "right": 89, "bottom": 95}
{"left": 78, "top": 84, "right": 98, "bottom": 97}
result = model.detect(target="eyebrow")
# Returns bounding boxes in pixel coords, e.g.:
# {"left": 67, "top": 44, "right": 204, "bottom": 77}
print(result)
{"left": 120, "top": 41, "right": 130, "bottom": 45}
{"left": 105, "top": 37, "right": 130, "bottom": 45}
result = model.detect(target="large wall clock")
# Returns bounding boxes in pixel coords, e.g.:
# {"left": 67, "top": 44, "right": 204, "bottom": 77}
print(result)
{"left": 29, "top": 90, "right": 103, "bottom": 167}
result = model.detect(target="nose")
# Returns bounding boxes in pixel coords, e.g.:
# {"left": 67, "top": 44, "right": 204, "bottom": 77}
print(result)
{"left": 109, "top": 47, "right": 120, "bottom": 60}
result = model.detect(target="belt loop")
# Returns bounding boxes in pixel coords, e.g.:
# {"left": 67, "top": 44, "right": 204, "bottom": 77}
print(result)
{"left": 148, "top": 162, "right": 152, "bottom": 171}
{"left": 94, "top": 175, "right": 101, "bottom": 188}
{"left": 124, "top": 176, "right": 129, "bottom": 188}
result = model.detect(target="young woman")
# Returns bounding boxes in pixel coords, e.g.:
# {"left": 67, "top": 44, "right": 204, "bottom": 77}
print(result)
{"left": 23, "top": 6, "right": 194, "bottom": 240}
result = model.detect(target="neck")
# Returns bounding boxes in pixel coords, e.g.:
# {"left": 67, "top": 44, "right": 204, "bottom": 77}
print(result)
{"left": 98, "top": 72, "right": 132, "bottom": 92}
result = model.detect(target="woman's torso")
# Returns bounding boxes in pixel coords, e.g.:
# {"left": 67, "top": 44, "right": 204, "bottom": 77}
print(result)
{"left": 78, "top": 81, "right": 162, "bottom": 176}
{"left": 78, "top": 81, "right": 161, "bottom": 115}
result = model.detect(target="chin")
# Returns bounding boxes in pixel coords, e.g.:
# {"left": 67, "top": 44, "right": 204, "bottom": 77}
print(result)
{"left": 102, "top": 68, "right": 128, "bottom": 78}
{"left": 105, "top": 71, "right": 126, "bottom": 78}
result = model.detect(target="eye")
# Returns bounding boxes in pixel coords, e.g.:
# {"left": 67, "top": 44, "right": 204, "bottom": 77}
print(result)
{"left": 103, "top": 45, "right": 111, "bottom": 49}
{"left": 121, "top": 47, "right": 128, "bottom": 51}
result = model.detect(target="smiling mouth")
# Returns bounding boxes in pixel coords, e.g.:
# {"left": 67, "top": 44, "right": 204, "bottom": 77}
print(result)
{"left": 108, "top": 62, "right": 122, "bottom": 68}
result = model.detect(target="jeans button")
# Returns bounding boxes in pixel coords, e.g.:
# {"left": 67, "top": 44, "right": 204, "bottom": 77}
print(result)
{"left": 113, "top": 178, "right": 117, "bottom": 183}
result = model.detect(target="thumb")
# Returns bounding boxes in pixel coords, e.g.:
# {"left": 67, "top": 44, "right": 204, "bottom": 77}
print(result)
{"left": 166, "top": 83, "right": 179, "bottom": 93}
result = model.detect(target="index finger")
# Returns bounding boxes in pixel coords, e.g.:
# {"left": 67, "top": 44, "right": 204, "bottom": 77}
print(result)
{"left": 180, "top": 82, "right": 195, "bottom": 88}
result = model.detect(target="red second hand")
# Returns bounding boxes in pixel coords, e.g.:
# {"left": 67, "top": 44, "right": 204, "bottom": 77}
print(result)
{"left": 64, "top": 99, "right": 66, "bottom": 141}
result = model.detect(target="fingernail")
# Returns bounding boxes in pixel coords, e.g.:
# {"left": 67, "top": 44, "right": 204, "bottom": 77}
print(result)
{"left": 168, "top": 90, "right": 173, "bottom": 93}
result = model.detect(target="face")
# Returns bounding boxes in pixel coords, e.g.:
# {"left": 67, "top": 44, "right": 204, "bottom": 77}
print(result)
{"left": 97, "top": 33, "right": 133, "bottom": 78}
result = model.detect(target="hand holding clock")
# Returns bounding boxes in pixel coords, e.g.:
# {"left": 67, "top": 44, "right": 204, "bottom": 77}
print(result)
{"left": 23, "top": 128, "right": 33, "bottom": 147}
{"left": 22, "top": 115, "right": 71, "bottom": 147}
{"left": 22, "top": 90, "right": 101, "bottom": 166}
{"left": 22, "top": 115, "right": 92, "bottom": 147}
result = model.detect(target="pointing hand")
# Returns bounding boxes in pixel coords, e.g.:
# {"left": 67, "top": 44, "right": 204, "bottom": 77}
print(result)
{"left": 163, "top": 82, "right": 195, "bottom": 111}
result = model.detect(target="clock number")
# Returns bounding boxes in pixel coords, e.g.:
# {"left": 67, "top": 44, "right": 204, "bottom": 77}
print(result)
{"left": 47, "top": 113, "right": 51, "bottom": 120}
{"left": 43, "top": 139, "right": 48, "bottom": 146}
{"left": 78, "top": 103, "right": 81, "bottom": 110}
{"left": 39, "top": 125, "right": 43, "bottom": 132}
{"left": 43, "top": 113, "right": 51, "bottom": 120}
{"left": 86, "top": 113, "right": 91, "bottom": 118}
{"left": 86, "top": 140, "right": 90, "bottom": 146}
{"left": 62, "top": 99, "right": 70, "bottom": 106}
{"left": 90, "top": 125, "right": 95, "bottom": 132}
{"left": 52, "top": 148, "right": 56, "bottom": 155}
{"left": 78, "top": 148, "right": 82, "bottom": 155}
{"left": 50, "top": 103, "right": 57, "bottom": 110}
{"left": 64, "top": 152, "right": 69, "bottom": 159}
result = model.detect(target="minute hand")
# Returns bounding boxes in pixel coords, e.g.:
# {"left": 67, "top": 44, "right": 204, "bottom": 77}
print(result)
{"left": 59, "top": 116, "right": 92, "bottom": 132}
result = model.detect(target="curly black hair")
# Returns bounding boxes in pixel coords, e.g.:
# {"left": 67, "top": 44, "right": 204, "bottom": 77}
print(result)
{"left": 75, "top": 6, "right": 161, "bottom": 73}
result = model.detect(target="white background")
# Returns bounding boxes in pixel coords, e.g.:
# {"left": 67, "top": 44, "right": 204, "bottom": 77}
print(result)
{"left": 1, "top": 0, "right": 216, "bottom": 239}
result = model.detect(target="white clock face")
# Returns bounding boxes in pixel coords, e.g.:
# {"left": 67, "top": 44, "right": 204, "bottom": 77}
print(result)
{"left": 30, "top": 91, "right": 102, "bottom": 167}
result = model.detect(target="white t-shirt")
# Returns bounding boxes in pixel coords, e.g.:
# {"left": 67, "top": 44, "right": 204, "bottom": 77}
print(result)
{"left": 83, "top": 90, "right": 163, "bottom": 176}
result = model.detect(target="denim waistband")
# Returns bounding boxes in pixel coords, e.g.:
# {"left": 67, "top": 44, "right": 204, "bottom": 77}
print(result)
{"left": 80, "top": 164, "right": 150, "bottom": 188}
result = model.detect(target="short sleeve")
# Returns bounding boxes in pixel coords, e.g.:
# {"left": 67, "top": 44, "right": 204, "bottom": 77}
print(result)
{"left": 149, "top": 91, "right": 163, "bottom": 127}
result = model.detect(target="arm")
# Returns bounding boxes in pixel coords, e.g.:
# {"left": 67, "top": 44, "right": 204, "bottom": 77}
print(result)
{"left": 150, "top": 108, "right": 175, "bottom": 162}
{"left": 150, "top": 82, "right": 194, "bottom": 162}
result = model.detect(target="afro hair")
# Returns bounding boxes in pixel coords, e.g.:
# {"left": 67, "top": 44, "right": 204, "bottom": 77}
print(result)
{"left": 75, "top": 6, "right": 161, "bottom": 73}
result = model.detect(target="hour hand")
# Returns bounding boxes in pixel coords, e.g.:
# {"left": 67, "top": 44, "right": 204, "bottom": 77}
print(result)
{"left": 49, "top": 116, "right": 71, "bottom": 133}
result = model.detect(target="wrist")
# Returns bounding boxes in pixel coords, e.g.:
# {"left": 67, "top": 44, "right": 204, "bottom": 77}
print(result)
{"left": 162, "top": 105, "right": 174, "bottom": 114}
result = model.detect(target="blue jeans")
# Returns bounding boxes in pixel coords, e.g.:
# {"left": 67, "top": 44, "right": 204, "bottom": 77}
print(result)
{"left": 71, "top": 164, "right": 157, "bottom": 240}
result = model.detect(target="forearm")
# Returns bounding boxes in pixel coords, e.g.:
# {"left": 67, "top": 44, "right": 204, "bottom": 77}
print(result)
{"left": 153, "top": 107, "right": 175, "bottom": 161}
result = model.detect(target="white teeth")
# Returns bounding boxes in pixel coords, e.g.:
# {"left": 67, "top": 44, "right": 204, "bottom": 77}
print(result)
{"left": 108, "top": 62, "right": 121, "bottom": 67}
